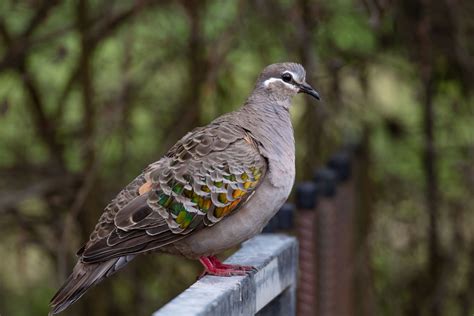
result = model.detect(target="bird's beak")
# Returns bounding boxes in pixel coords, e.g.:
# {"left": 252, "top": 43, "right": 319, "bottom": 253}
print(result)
{"left": 298, "top": 82, "right": 320, "bottom": 100}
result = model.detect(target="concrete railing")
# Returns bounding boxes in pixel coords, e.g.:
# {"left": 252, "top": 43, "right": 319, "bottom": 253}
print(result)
{"left": 152, "top": 234, "right": 298, "bottom": 316}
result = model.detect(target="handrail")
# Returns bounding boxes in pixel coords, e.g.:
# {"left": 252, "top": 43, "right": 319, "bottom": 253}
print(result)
{"left": 152, "top": 234, "right": 298, "bottom": 316}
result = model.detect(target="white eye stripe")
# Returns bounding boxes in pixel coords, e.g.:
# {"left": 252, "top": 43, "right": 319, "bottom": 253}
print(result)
{"left": 264, "top": 78, "right": 285, "bottom": 87}
{"left": 263, "top": 78, "right": 299, "bottom": 91}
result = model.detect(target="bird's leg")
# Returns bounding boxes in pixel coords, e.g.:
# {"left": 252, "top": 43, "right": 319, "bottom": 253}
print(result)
{"left": 198, "top": 256, "right": 256, "bottom": 278}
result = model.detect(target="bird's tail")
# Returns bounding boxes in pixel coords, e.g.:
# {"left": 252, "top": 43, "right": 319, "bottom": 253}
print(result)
{"left": 49, "top": 255, "right": 135, "bottom": 315}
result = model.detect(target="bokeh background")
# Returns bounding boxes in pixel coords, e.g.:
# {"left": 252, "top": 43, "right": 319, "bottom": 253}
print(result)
{"left": 0, "top": 0, "right": 473, "bottom": 315}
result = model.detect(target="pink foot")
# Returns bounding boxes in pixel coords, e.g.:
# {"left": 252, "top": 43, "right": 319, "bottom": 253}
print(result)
{"left": 209, "top": 256, "right": 257, "bottom": 272}
{"left": 198, "top": 256, "right": 257, "bottom": 278}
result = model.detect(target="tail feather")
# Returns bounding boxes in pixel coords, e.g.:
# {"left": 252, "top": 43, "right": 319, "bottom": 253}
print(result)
{"left": 49, "top": 255, "right": 135, "bottom": 315}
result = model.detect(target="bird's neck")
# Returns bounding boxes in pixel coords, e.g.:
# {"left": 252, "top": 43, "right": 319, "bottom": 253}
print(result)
{"left": 247, "top": 86, "right": 293, "bottom": 108}
{"left": 238, "top": 97, "right": 295, "bottom": 162}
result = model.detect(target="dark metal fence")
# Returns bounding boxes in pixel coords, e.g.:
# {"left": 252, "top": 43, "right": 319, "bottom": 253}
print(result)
{"left": 295, "top": 148, "right": 357, "bottom": 316}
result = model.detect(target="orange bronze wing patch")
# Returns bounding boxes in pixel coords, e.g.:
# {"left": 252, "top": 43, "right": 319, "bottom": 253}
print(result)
{"left": 138, "top": 181, "right": 153, "bottom": 195}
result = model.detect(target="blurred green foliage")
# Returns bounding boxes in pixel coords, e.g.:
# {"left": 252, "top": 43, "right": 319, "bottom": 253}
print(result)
{"left": 0, "top": 0, "right": 473, "bottom": 316}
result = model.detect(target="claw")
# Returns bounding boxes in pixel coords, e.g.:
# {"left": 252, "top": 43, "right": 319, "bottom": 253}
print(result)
{"left": 198, "top": 256, "right": 257, "bottom": 278}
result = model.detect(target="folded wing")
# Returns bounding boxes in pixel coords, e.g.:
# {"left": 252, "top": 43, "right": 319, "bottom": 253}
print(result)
{"left": 81, "top": 122, "right": 266, "bottom": 263}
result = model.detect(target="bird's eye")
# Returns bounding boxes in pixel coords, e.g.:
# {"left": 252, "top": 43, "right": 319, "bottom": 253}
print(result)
{"left": 281, "top": 73, "right": 293, "bottom": 83}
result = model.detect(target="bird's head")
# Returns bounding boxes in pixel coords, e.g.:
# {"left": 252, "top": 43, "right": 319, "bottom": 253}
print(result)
{"left": 255, "top": 62, "right": 320, "bottom": 101}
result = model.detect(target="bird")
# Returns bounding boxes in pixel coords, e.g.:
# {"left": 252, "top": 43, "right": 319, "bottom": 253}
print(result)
{"left": 49, "top": 62, "right": 320, "bottom": 315}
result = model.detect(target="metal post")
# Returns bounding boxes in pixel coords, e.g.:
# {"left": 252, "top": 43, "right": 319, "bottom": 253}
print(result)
{"left": 328, "top": 151, "right": 355, "bottom": 316}
{"left": 295, "top": 182, "right": 318, "bottom": 316}
{"left": 313, "top": 168, "right": 337, "bottom": 316}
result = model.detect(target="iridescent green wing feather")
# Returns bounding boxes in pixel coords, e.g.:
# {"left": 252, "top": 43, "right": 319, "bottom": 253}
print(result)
{"left": 80, "top": 122, "right": 266, "bottom": 262}
{"left": 146, "top": 123, "right": 266, "bottom": 234}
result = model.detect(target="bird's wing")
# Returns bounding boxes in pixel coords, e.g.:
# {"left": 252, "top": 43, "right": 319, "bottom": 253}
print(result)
{"left": 80, "top": 122, "right": 267, "bottom": 263}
